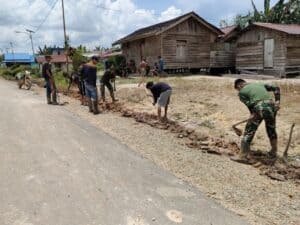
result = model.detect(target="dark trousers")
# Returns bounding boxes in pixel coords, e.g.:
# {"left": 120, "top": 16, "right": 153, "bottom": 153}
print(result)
{"left": 45, "top": 80, "right": 52, "bottom": 98}
{"left": 45, "top": 79, "right": 57, "bottom": 103}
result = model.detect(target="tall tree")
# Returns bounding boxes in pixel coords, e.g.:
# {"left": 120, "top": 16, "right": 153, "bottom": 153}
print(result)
{"left": 233, "top": 0, "right": 300, "bottom": 28}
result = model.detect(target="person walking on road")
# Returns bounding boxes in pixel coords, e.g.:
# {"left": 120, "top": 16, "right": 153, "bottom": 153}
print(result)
{"left": 146, "top": 81, "right": 172, "bottom": 122}
{"left": 42, "top": 55, "right": 58, "bottom": 105}
{"left": 100, "top": 66, "right": 118, "bottom": 103}
{"left": 82, "top": 56, "right": 100, "bottom": 115}
{"left": 231, "top": 79, "right": 281, "bottom": 163}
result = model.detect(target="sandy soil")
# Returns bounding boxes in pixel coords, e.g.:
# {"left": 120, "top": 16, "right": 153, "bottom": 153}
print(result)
{"left": 32, "top": 75, "right": 300, "bottom": 225}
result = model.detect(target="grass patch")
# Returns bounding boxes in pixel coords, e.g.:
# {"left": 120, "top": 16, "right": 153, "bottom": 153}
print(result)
{"left": 54, "top": 72, "right": 69, "bottom": 90}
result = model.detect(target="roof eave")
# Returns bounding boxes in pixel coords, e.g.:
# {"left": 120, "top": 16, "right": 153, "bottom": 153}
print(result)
{"left": 113, "top": 12, "right": 223, "bottom": 45}
{"left": 113, "top": 32, "right": 160, "bottom": 45}
{"left": 156, "top": 13, "right": 223, "bottom": 36}
{"left": 251, "top": 23, "right": 300, "bottom": 35}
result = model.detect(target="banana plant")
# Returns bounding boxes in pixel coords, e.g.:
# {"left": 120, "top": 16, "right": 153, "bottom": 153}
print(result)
{"left": 234, "top": 0, "right": 300, "bottom": 27}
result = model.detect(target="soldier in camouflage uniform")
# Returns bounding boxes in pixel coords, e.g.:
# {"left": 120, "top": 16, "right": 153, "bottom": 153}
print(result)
{"left": 231, "top": 79, "right": 281, "bottom": 162}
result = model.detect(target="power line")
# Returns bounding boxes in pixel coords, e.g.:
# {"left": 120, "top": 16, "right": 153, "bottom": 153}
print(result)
{"left": 34, "top": 0, "right": 59, "bottom": 33}
{"left": 0, "top": 5, "right": 30, "bottom": 13}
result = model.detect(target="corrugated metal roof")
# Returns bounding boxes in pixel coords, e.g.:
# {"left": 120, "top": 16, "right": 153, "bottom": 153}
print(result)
{"left": 221, "top": 25, "right": 238, "bottom": 36}
{"left": 113, "top": 11, "right": 223, "bottom": 45}
{"left": 253, "top": 22, "right": 300, "bottom": 35}
{"left": 4, "top": 53, "right": 35, "bottom": 63}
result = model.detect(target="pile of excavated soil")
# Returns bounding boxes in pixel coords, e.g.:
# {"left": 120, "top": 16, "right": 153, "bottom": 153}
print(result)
{"left": 67, "top": 89, "right": 300, "bottom": 182}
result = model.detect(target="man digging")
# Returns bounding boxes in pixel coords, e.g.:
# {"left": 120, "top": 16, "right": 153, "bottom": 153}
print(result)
{"left": 100, "top": 66, "right": 118, "bottom": 103}
{"left": 146, "top": 81, "right": 172, "bottom": 122}
{"left": 82, "top": 56, "right": 100, "bottom": 115}
{"left": 231, "top": 79, "right": 281, "bottom": 163}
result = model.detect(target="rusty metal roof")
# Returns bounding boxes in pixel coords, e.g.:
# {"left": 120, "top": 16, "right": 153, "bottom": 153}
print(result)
{"left": 221, "top": 25, "right": 238, "bottom": 36}
{"left": 113, "top": 11, "right": 223, "bottom": 45}
{"left": 253, "top": 22, "right": 300, "bottom": 35}
{"left": 36, "top": 55, "right": 72, "bottom": 64}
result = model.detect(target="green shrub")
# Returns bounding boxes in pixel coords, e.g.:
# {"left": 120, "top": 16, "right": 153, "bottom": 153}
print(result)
{"left": 10, "top": 66, "right": 26, "bottom": 76}
{"left": 106, "top": 55, "right": 126, "bottom": 76}
{"left": 54, "top": 71, "right": 68, "bottom": 89}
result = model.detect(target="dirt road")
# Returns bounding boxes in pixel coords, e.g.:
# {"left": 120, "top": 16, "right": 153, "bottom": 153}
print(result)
{"left": 0, "top": 79, "right": 249, "bottom": 225}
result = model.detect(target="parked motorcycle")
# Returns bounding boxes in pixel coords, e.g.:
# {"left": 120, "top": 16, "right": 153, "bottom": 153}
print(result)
{"left": 17, "top": 70, "right": 32, "bottom": 90}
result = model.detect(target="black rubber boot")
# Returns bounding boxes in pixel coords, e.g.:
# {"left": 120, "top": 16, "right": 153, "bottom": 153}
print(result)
{"left": 52, "top": 91, "right": 58, "bottom": 105}
{"left": 110, "top": 91, "right": 119, "bottom": 102}
{"left": 92, "top": 100, "right": 100, "bottom": 115}
{"left": 47, "top": 97, "right": 52, "bottom": 105}
{"left": 231, "top": 140, "right": 250, "bottom": 163}
{"left": 88, "top": 99, "right": 93, "bottom": 113}
{"left": 268, "top": 139, "right": 278, "bottom": 159}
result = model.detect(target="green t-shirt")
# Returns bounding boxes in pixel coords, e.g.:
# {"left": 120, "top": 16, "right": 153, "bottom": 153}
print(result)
{"left": 239, "top": 83, "right": 273, "bottom": 109}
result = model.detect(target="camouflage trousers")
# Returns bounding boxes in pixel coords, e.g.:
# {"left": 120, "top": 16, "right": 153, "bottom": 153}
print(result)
{"left": 243, "top": 101, "right": 277, "bottom": 145}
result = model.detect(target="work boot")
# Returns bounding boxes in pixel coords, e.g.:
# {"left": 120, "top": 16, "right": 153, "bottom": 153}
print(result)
{"left": 52, "top": 92, "right": 58, "bottom": 105}
{"left": 92, "top": 100, "right": 100, "bottom": 115}
{"left": 88, "top": 99, "right": 93, "bottom": 113}
{"left": 231, "top": 140, "right": 250, "bottom": 163}
{"left": 268, "top": 139, "right": 278, "bottom": 159}
{"left": 110, "top": 91, "right": 119, "bottom": 102}
{"left": 47, "top": 97, "right": 52, "bottom": 105}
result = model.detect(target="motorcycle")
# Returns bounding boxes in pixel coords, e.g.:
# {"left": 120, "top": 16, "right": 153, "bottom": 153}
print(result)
{"left": 17, "top": 70, "right": 32, "bottom": 90}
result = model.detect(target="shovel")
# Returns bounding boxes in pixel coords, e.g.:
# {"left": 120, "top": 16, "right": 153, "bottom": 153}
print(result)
{"left": 232, "top": 119, "right": 249, "bottom": 136}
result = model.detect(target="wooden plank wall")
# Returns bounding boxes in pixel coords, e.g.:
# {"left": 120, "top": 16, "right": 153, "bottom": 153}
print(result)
{"left": 236, "top": 27, "right": 286, "bottom": 75}
{"left": 144, "top": 36, "right": 161, "bottom": 66}
{"left": 162, "top": 17, "right": 217, "bottom": 69}
{"left": 210, "top": 42, "right": 236, "bottom": 68}
{"left": 286, "top": 35, "right": 300, "bottom": 68}
{"left": 122, "top": 36, "right": 161, "bottom": 67}
{"left": 122, "top": 41, "right": 141, "bottom": 67}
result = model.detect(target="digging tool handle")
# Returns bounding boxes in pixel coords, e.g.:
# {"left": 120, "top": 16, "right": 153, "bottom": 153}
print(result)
{"left": 283, "top": 123, "right": 296, "bottom": 159}
{"left": 113, "top": 79, "right": 116, "bottom": 92}
{"left": 232, "top": 119, "right": 249, "bottom": 128}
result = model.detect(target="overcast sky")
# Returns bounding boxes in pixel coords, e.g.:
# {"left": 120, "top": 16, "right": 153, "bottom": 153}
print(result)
{"left": 0, "top": 0, "right": 278, "bottom": 53}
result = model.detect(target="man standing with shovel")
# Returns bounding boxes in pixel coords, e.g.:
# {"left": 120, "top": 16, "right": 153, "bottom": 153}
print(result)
{"left": 231, "top": 79, "right": 281, "bottom": 163}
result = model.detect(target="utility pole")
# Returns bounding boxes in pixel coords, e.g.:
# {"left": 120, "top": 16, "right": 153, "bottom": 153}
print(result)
{"left": 26, "top": 29, "right": 35, "bottom": 55}
{"left": 15, "top": 29, "right": 35, "bottom": 55}
{"left": 61, "top": 0, "right": 69, "bottom": 73}
{"left": 10, "top": 42, "right": 15, "bottom": 64}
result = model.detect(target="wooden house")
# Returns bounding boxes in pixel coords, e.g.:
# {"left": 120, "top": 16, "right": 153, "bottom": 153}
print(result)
{"left": 113, "top": 12, "right": 223, "bottom": 72}
{"left": 36, "top": 54, "right": 72, "bottom": 72}
{"left": 236, "top": 23, "right": 300, "bottom": 77}
{"left": 210, "top": 25, "right": 240, "bottom": 73}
